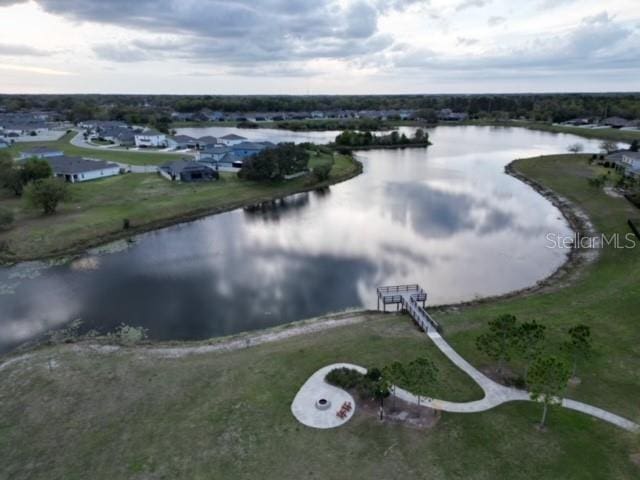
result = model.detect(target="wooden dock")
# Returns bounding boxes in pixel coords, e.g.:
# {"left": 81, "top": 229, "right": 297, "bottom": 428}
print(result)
{"left": 376, "top": 284, "right": 442, "bottom": 333}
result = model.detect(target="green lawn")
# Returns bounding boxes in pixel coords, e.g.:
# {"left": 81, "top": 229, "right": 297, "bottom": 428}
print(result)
{"left": 434, "top": 154, "right": 640, "bottom": 422}
{"left": 464, "top": 120, "right": 640, "bottom": 144}
{"left": 1, "top": 153, "right": 639, "bottom": 479}
{"left": 7, "top": 132, "right": 182, "bottom": 166}
{"left": 0, "top": 151, "right": 358, "bottom": 261}
{"left": 1, "top": 315, "right": 638, "bottom": 479}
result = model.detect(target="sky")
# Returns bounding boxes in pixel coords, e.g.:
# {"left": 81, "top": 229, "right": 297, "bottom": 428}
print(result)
{"left": 0, "top": 0, "right": 638, "bottom": 94}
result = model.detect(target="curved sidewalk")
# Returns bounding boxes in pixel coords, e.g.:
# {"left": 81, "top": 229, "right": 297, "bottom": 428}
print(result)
{"left": 293, "top": 330, "right": 640, "bottom": 433}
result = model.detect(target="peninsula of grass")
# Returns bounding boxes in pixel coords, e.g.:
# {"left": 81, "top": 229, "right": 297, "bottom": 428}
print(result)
{"left": 0, "top": 151, "right": 359, "bottom": 262}
{"left": 1, "top": 153, "right": 640, "bottom": 479}
{"left": 465, "top": 120, "right": 640, "bottom": 143}
{"left": 434, "top": 154, "right": 640, "bottom": 422}
{"left": 7, "top": 132, "right": 182, "bottom": 166}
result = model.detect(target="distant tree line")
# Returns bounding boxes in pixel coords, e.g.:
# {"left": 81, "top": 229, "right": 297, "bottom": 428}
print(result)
{"left": 3, "top": 93, "right": 640, "bottom": 124}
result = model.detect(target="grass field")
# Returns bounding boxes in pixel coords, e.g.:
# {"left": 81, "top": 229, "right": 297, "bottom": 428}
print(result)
{"left": 435, "top": 154, "right": 640, "bottom": 422}
{"left": 1, "top": 314, "right": 638, "bottom": 480}
{"left": 464, "top": 120, "right": 640, "bottom": 143}
{"left": 0, "top": 151, "right": 357, "bottom": 261}
{"left": 7, "top": 132, "right": 182, "bottom": 166}
{"left": 0, "top": 154, "right": 639, "bottom": 479}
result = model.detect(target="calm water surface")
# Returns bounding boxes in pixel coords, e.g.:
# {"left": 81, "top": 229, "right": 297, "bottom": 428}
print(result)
{"left": 0, "top": 126, "right": 603, "bottom": 352}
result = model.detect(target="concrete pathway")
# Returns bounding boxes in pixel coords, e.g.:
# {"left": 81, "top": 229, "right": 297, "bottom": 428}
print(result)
{"left": 291, "top": 363, "right": 364, "bottom": 429}
{"left": 293, "top": 330, "right": 640, "bottom": 432}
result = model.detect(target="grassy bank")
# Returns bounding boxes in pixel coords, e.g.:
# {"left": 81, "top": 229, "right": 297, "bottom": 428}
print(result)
{"left": 435, "top": 154, "right": 640, "bottom": 422}
{"left": 1, "top": 153, "right": 640, "bottom": 478}
{"left": 7, "top": 132, "right": 182, "bottom": 166}
{"left": 2, "top": 314, "right": 639, "bottom": 480}
{"left": 464, "top": 120, "right": 640, "bottom": 143}
{"left": 0, "top": 151, "right": 359, "bottom": 262}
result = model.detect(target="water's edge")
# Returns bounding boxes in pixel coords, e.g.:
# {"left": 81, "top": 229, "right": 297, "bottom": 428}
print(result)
{"left": 3, "top": 155, "right": 598, "bottom": 358}
{"left": 0, "top": 157, "right": 363, "bottom": 266}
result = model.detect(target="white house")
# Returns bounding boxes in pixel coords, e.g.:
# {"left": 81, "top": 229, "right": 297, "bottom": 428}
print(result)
{"left": 219, "top": 133, "right": 247, "bottom": 146}
{"left": 134, "top": 129, "right": 168, "bottom": 148}
{"left": 621, "top": 151, "right": 640, "bottom": 177}
{"left": 47, "top": 156, "right": 120, "bottom": 183}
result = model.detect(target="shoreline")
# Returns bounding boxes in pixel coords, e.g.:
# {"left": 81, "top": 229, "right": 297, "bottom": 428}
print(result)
{"left": 429, "top": 158, "right": 600, "bottom": 313}
{"left": 0, "top": 156, "right": 364, "bottom": 265}
{"left": 2, "top": 155, "right": 601, "bottom": 358}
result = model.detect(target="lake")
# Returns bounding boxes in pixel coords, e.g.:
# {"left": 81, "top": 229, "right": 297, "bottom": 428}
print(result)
{"left": 0, "top": 126, "right": 604, "bottom": 353}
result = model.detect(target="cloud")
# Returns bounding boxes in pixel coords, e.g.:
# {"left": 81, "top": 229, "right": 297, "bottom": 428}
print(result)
{"left": 487, "top": 15, "right": 505, "bottom": 26}
{"left": 456, "top": 0, "right": 491, "bottom": 12}
{"left": 93, "top": 43, "right": 151, "bottom": 63}
{"left": 0, "top": 43, "right": 50, "bottom": 56}
{"left": 0, "top": 64, "right": 72, "bottom": 76}
{"left": 3, "top": 0, "right": 404, "bottom": 67}
{"left": 389, "top": 10, "right": 639, "bottom": 76}
{"left": 457, "top": 37, "right": 479, "bottom": 46}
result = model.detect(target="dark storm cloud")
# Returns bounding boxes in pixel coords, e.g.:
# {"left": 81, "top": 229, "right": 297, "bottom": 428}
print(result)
{"left": 2, "top": 0, "right": 405, "bottom": 65}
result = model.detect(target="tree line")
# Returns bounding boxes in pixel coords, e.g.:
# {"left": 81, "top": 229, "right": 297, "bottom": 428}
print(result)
{"left": 3, "top": 93, "right": 640, "bottom": 124}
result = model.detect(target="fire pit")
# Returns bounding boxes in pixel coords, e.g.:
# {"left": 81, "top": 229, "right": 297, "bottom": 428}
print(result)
{"left": 315, "top": 398, "right": 331, "bottom": 410}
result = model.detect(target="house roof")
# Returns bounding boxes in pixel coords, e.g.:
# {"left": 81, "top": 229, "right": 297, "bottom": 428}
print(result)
{"left": 622, "top": 151, "right": 640, "bottom": 161}
{"left": 173, "top": 135, "right": 196, "bottom": 143}
{"left": 197, "top": 136, "right": 218, "bottom": 144}
{"left": 21, "top": 146, "right": 64, "bottom": 155}
{"left": 161, "top": 159, "right": 211, "bottom": 174}
{"left": 47, "top": 156, "right": 119, "bottom": 175}
{"left": 231, "top": 141, "right": 274, "bottom": 151}
{"left": 136, "top": 129, "right": 164, "bottom": 137}
{"left": 220, "top": 133, "right": 247, "bottom": 140}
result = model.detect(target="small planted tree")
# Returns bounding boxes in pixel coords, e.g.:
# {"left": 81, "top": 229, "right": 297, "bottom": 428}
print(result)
{"left": 514, "top": 320, "right": 546, "bottom": 381}
{"left": 383, "top": 361, "right": 408, "bottom": 410}
{"left": 567, "top": 143, "right": 584, "bottom": 154}
{"left": 25, "top": 178, "right": 69, "bottom": 214}
{"left": 404, "top": 357, "right": 438, "bottom": 415}
{"left": 312, "top": 161, "right": 333, "bottom": 181}
{"left": 599, "top": 140, "right": 618, "bottom": 154}
{"left": 630, "top": 139, "right": 639, "bottom": 152}
{"left": 21, "top": 157, "right": 52, "bottom": 184}
{"left": 476, "top": 314, "right": 518, "bottom": 374}
{"left": 527, "top": 355, "right": 571, "bottom": 429}
{"left": 562, "top": 324, "right": 593, "bottom": 378}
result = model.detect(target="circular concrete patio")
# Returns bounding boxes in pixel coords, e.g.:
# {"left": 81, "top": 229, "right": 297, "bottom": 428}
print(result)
{"left": 291, "top": 363, "right": 365, "bottom": 429}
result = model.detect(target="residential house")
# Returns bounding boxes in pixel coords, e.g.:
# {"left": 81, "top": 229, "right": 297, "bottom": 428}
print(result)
{"left": 18, "top": 146, "right": 65, "bottom": 160}
{"left": 196, "top": 136, "right": 218, "bottom": 149}
{"left": 172, "top": 135, "right": 198, "bottom": 149}
{"left": 219, "top": 133, "right": 248, "bottom": 146}
{"left": 134, "top": 129, "right": 168, "bottom": 148}
{"left": 159, "top": 159, "right": 219, "bottom": 182}
{"left": 602, "top": 117, "right": 630, "bottom": 129}
{"left": 197, "top": 145, "right": 231, "bottom": 162}
{"left": 47, "top": 156, "right": 120, "bottom": 183}
{"left": 620, "top": 151, "right": 640, "bottom": 177}
{"left": 231, "top": 141, "right": 274, "bottom": 159}
{"left": 438, "top": 109, "right": 468, "bottom": 121}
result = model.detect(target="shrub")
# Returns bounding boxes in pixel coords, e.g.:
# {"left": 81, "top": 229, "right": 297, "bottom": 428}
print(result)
{"left": 326, "top": 367, "right": 363, "bottom": 389}
{"left": 108, "top": 323, "right": 149, "bottom": 345}
{"left": 313, "top": 163, "right": 333, "bottom": 181}
{"left": 0, "top": 206, "right": 14, "bottom": 230}
{"left": 25, "top": 177, "right": 69, "bottom": 214}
